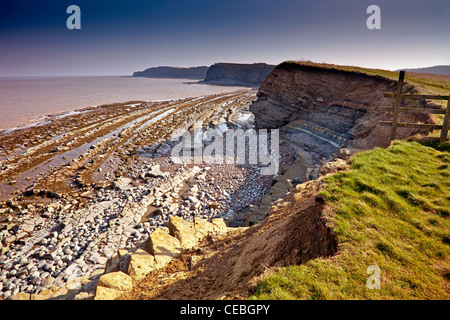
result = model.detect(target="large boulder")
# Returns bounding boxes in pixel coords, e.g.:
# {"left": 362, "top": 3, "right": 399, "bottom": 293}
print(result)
{"left": 168, "top": 216, "right": 197, "bottom": 249}
{"left": 211, "top": 218, "right": 228, "bottom": 234}
{"left": 193, "top": 217, "right": 228, "bottom": 238}
{"left": 104, "top": 248, "right": 133, "bottom": 274}
{"left": 10, "top": 292, "right": 31, "bottom": 300}
{"left": 95, "top": 271, "right": 133, "bottom": 300}
{"left": 145, "top": 228, "right": 182, "bottom": 267}
{"left": 127, "top": 249, "right": 157, "bottom": 280}
{"left": 168, "top": 217, "right": 229, "bottom": 250}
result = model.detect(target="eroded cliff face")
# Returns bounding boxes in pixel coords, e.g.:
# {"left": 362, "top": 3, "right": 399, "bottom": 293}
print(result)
{"left": 244, "top": 62, "right": 435, "bottom": 225}
{"left": 203, "top": 63, "right": 275, "bottom": 86}
{"left": 250, "top": 62, "right": 431, "bottom": 150}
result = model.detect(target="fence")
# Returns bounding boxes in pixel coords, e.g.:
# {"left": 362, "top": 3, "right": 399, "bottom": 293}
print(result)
{"left": 379, "top": 70, "right": 450, "bottom": 143}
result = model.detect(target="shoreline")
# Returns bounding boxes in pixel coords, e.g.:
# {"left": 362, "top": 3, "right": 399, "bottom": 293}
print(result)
{"left": 0, "top": 76, "right": 250, "bottom": 133}
{"left": 0, "top": 101, "right": 148, "bottom": 135}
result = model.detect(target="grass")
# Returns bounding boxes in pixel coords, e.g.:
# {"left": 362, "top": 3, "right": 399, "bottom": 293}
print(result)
{"left": 250, "top": 141, "right": 450, "bottom": 299}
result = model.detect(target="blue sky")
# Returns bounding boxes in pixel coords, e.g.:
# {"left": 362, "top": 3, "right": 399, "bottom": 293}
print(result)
{"left": 0, "top": 0, "right": 449, "bottom": 76}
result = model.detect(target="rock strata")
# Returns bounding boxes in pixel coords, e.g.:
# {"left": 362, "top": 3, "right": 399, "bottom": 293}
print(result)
{"left": 250, "top": 62, "right": 431, "bottom": 150}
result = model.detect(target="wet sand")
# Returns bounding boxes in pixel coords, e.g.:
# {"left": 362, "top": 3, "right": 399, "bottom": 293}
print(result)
{"left": 0, "top": 91, "right": 252, "bottom": 201}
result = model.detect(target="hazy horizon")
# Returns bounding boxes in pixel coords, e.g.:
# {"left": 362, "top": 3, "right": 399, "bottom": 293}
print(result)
{"left": 1, "top": 0, "right": 449, "bottom": 77}
{"left": 2, "top": 63, "right": 450, "bottom": 78}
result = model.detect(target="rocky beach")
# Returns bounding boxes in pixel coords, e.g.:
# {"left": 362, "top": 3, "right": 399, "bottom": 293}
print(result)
{"left": 0, "top": 88, "right": 300, "bottom": 299}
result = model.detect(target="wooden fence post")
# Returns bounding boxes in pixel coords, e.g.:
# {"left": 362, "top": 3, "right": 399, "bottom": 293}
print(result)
{"left": 439, "top": 92, "right": 450, "bottom": 143}
{"left": 390, "top": 70, "right": 405, "bottom": 142}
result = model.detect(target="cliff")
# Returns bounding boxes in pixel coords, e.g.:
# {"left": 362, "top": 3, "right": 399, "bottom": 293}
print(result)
{"left": 250, "top": 61, "right": 433, "bottom": 150}
{"left": 133, "top": 66, "right": 209, "bottom": 79}
{"left": 203, "top": 63, "right": 276, "bottom": 86}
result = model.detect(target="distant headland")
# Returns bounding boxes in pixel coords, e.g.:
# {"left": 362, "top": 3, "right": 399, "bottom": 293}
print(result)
{"left": 132, "top": 66, "right": 209, "bottom": 79}
{"left": 133, "top": 62, "right": 276, "bottom": 87}
{"left": 397, "top": 65, "right": 450, "bottom": 75}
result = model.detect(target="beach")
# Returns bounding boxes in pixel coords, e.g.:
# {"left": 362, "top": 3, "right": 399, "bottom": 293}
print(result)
{"left": 0, "top": 88, "right": 297, "bottom": 299}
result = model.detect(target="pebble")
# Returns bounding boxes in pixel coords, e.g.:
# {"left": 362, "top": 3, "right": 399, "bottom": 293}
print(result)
{"left": 0, "top": 144, "right": 272, "bottom": 300}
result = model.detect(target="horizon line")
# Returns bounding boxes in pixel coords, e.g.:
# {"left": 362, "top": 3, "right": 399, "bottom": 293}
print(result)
{"left": 1, "top": 62, "right": 449, "bottom": 78}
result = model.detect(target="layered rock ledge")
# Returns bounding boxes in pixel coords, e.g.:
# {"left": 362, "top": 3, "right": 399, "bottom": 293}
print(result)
{"left": 250, "top": 61, "right": 432, "bottom": 150}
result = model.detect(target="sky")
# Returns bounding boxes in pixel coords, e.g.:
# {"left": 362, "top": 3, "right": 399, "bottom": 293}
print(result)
{"left": 0, "top": 0, "right": 449, "bottom": 76}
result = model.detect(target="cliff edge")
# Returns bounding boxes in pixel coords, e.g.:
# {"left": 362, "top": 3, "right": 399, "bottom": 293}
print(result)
{"left": 250, "top": 61, "right": 433, "bottom": 150}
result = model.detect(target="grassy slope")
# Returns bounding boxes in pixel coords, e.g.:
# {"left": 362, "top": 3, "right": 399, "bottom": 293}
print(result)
{"left": 250, "top": 62, "right": 450, "bottom": 300}
{"left": 251, "top": 141, "right": 450, "bottom": 299}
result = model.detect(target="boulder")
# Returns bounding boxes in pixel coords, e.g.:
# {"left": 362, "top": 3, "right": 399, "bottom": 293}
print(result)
{"left": 104, "top": 248, "right": 135, "bottom": 274}
{"left": 211, "top": 218, "right": 228, "bottom": 235}
{"left": 118, "top": 249, "right": 132, "bottom": 273}
{"left": 98, "top": 271, "right": 133, "bottom": 291}
{"left": 95, "top": 271, "right": 133, "bottom": 300}
{"left": 168, "top": 216, "right": 197, "bottom": 249}
{"left": 10, "top": 292, "right": 31, "bottom": 300}
{"left": 113, "top": 177, "right": 132, "bottom": 190}
{"left": 95, "top": 287, "right": 123, "bottom": 300}
{"left": 104, "top": 254, "right": 120, "bottom": 274}
{"left": 145, "top": 228, "right": 182, "bottom": 267}
{"left": 127, "top": 249, "right": 157, "bottom": 280}
{"left": 147, "top": 164, "right": 169, "bottom": 178}
{"left": 169, "top": 216, "right": 229, "bottom": 246}
{"left": 192, "top": 217, "right": 215, "bottom": 240}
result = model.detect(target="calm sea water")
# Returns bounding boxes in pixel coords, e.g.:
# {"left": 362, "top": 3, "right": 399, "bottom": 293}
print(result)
{"left": 0, "top": 76, "right": 247, "bottom": 131}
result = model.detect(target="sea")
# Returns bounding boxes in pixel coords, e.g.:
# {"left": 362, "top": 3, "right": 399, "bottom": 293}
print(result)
{"left": 0, "top": 76, "right": 248, "bottom": 132}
